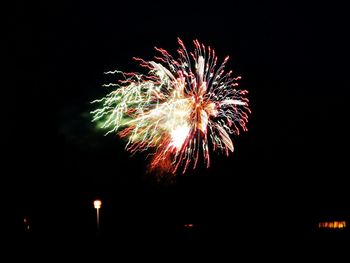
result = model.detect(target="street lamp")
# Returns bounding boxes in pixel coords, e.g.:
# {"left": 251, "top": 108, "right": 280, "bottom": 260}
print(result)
{"left": 94, "top": 200, "right": 102, "bottom": 231}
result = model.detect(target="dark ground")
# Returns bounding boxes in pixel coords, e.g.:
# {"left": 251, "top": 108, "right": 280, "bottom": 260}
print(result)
{"left": 7, "top": 0, "right": 350, "bottom": 259}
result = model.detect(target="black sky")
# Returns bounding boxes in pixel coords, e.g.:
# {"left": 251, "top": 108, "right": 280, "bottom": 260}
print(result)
{"left": 9, "top": 0, "right": 350, "bottom": 252}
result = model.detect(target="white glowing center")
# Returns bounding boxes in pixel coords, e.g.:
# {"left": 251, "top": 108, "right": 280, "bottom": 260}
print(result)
{"left": 170, "top": 125, "right": 190, "bottom": 150}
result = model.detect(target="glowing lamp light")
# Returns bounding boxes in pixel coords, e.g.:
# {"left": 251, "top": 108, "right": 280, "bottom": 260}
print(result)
{"left": 94, "top": 200, "right": 102, "bottom": 209}
{"left": 93, "top": 200, "right": 102, "bottom": 231}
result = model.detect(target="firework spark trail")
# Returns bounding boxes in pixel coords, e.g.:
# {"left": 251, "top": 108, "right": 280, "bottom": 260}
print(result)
{"left": 91, "top": 38, "right": 251, "bottom": 175}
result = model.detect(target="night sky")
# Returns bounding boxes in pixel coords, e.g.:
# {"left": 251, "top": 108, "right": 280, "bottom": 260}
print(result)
{"left": 10, "top": 0, "right": 350, "bottom": 257}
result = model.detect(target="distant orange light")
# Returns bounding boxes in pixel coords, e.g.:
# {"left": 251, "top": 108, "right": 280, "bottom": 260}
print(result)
{"left": 318, "top": 221, "right": 346, "bottom": 229}
{"left": 184, "top": 223, "right": 194, "bottom": 228}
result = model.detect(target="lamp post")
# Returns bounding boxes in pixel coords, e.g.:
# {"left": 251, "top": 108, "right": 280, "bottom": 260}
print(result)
{"left": 94, "top": 200, "right": 102, "bottom": 232}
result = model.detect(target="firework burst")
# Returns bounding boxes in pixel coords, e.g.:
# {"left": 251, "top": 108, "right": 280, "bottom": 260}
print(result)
{"left": 91, "top": 38, "right": 250, "bottom": 175}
